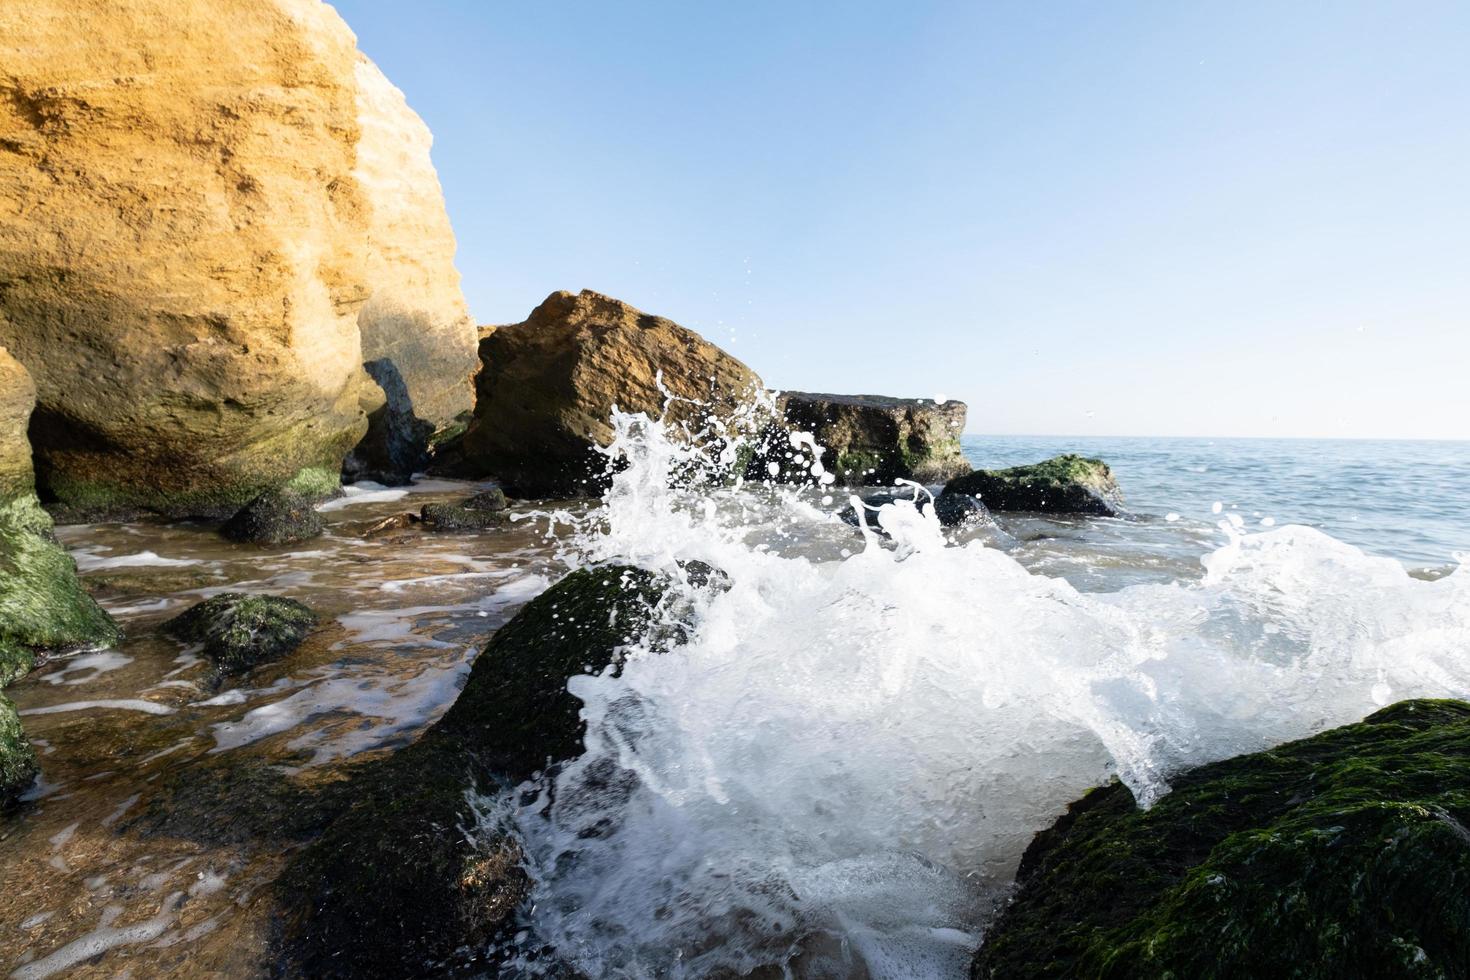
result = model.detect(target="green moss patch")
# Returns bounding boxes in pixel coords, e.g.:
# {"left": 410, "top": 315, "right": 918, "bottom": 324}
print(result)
{"left": 0, "top": 692, "right": 38, "bottom": 809}
{"left": 973, "top": 699, "right": 1470, "bottom": 979}
{"left": 0, "top": 494, "right": 120, "bottom": 675}
{"left": 162, "top": 593, "right": 316, "bottom": 683}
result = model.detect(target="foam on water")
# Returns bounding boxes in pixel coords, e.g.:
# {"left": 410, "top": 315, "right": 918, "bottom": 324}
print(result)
{"left": 492, "top": 409, "right": 1470, "bottom": 979}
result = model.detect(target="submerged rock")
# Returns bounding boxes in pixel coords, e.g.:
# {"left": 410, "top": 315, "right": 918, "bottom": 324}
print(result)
{"left": 456, "top": 290, "right": 764, "bottom": 497}
{"left": 770, "top": 392, "right": 970, "bottom": 486}
{"left": 944, "top": 453, "right": 1124, "bottom": 516}
{"left": 0, "top": 693, "right": 36, "bottom": 810}
{"left": 0, "top": 0, "right": 472, "bottom": 518}
{"left": 419, "top": 502, "right": 508, "bottom": 531}
{"left": 973, "top": 699, "right": 1470, "bottom": 979}
{"left": 0, "top": 348, "right": 119, "bottom": 688}
{"left": 278, "top": 564, "right": 670, "bottom": 977}
{"left": 163, "top": 593, "right": 316, "bottom": 683}
{"left": 220, "top": 490, "right": 326, "bottom": 546}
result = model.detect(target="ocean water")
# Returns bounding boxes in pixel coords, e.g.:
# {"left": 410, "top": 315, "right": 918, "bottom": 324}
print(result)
{"left": 499, "top": 414, "right": 1470, "bottom": 978}
{"left": 962, "top": 435, "right": 1470, "bottom": 569}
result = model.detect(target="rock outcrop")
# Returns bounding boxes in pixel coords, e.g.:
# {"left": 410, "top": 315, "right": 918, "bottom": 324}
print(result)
{"left": 772, "top": 392, "right": 969, "bottom": 486}
{"left": 163, "top": 593, "right": 316, "bottom": 686}
{"left": 278, "top": 565, "right": 671, "bottom": 977}
{"left": 1, "top": 348, "right": 118, "bottom": 805}
{"left": 0, "top": 348, "right": 118, "bottom": 688}
{"left": 973, "top": 699, "right": 1470, "bottom": 979}
{"left": 457, "top": 290, "right": 765, "bottom": 497}
{"left": 220, "top": 490, "right": 326, "bottom": 546}
{"left": 944, "top": 454, "right": 1124, "bottom": 516}
{"left": 0, "top": 0, "right": 475, "bottom": 517}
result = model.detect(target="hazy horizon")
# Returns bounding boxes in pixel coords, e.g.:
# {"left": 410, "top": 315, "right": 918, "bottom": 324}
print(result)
{"left": 335, "top": 0, "right": 1470, "bottom": 440}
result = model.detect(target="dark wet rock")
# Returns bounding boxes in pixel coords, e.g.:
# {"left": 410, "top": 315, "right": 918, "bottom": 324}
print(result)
{"left": 839, "top": 489, "right": 992, "bottom": 530}
{"left": 455, "top": 290, "right": 764, "bottom": 498}
{"left": 462, "top": 487, "right": 508, "bottom": 512}
{"left": 220, "top": 489, "right": 326, "bottom": 545}
{"left": 933, "top": 490, "right": 990, "bottom": 527}
{"left": 0, "top": 692, "right": 38, "bottom": 809}
{"left": 945, "top": 453, "right": 1124, "bottom": 516}
{"left": 0, "top": 348, "right": 120, "bottom": 688}
{"left": 419, "top": 502, "right": 508, "bottom": 531}
{"left": 767, "top": 392, "right": 970, "bottom": 486}
{"left": 163, "top": 593, "right": 317, "bottom": 683}
{"left": 341, "top": 358, "right": 435, "bottom": 486}
{"left": 973, "top": 699, "right": 1470, "bottom": 980}
{"left": 277, "top": 564, "right": 670, "bottom": 977}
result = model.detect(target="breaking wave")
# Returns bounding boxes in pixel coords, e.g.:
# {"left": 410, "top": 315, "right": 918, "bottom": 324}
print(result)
{"left": 492, "top": 406, "right": 1470, "bottom": 979}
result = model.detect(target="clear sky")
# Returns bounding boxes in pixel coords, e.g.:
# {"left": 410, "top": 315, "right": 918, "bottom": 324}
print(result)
{"left": 334, "top": 1, "right": 1469, "bottom": 439}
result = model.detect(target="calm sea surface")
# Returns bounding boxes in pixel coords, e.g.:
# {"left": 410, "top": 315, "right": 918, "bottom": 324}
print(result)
{"left": 962, "top": 435, "right": 1470, "bottom": 568}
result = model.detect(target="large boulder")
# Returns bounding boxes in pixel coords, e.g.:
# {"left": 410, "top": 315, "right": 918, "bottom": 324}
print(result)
{"left": 973, "top": 699, "right": 1470, "bottom": 979}
{"left": 773, "top": 392, "right": 970, "bottom": 486}
{"left": 277, "top": 564, "right": 672, "bottom": 977}
{"left": 0, "top": 348, "right": 118, "bottom": 687}
{"left": 457, "top": 290, "right": 765, "bottom": 497}
{"left": 0, "top": 0, "right": 475, "bottom": 518}
{"left": 944, "top": 453, "right": 1124, "bottom": 516}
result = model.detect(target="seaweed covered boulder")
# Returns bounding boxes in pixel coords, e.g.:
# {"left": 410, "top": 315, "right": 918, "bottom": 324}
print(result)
{"left": 973, "top": 699, "right": 1470, "bottom": 979}
{"left": 456, "top": 290, "right": 765, "bottom": 497}
{"left": 0, "top": 348, "right": 119, "bottom": 687}
{"left": 220, "top": 490, "right": 326, "bottom": 546}
{"left": 0, "top": 693, "right": 36, "bottom": 809}
{"left": 944, "top": 453, "right": 1124, "bottom": 516}
{"left": 277, "top": 564, "right": 673, "bottom": 977}
{"left": 772, "top": 392, "right": 970, "bottom": 486}
{"left": 163, "top": 593, "right": 316, "bottom": 685}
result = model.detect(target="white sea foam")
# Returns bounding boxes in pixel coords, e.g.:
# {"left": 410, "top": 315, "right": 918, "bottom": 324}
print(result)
{"left": 499, "top": 408, "right": 1470, "bottom": 979}
{"left": 21, "top": 699, "right": 174, "bottom": 717}
{"left": 70, "top": 549, "right": 199, "bottom": 571}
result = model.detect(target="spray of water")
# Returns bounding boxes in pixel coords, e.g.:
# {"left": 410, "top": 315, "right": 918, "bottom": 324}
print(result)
{"left": 492, "top": 404, "right": 1470, "bottom": 979}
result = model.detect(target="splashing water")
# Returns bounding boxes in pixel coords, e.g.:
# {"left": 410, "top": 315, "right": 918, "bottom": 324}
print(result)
{"left": 495, "top": 407, "right": 1470, "bottom": 979}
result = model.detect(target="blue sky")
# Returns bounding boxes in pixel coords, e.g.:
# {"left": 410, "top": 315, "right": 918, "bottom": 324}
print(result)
{"left": 334, "top": 1, "right": 1469, "bottom": 439}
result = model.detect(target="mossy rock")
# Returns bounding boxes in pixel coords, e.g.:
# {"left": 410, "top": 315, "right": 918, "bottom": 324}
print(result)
{"left": 945, "top": 453, "right": 1124, "bottom": 516}
{"left": 0, "top": 494, "right": 120, "bottom": 685}
{"left": 461, "top": 487, "right": 507, "bottom": 512}
{"left": 162, "top": 593, "right": 317, "bottom": 683}
{"left": 0, "top": 692, "right": 38, "bottom": 809}
{"left": 220, "top": 489, "right": 325, "bottom": 545}
{"left": 277, "top": 564, "right": 670, "bottom": 977}
{"left": 420, "top": 502, "right": 508, "bottom": 531}
{"left": 973, "top": 699, "right": 1470, "bottom": 979}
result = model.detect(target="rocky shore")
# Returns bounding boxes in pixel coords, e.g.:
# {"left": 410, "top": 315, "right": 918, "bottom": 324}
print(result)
{"left": 1, "top": 2, "right": 1455, "bottom": 978}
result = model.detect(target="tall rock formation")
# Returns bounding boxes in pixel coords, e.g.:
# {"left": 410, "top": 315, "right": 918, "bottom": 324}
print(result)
{"left": 0, "top": 0, "right": 476, "bottom": 517}
{"left": 458, "top": 290, "right": 765, "bottom": 497}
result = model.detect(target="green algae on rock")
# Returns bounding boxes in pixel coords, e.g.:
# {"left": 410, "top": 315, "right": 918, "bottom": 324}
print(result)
{"left": 277, "top": 564, "right": 669, "bottom": 978}
{"left": 0, "top": 348, "right": 120, "bottom": 684}
{"left": 163, "top": 593, "right": 317, "bottom": 683}
{"left": 419, "top": 502, "right": 508, "bottom": 532}
{"left": 0, "top": 692, "right": 38, "bottom": 810}
{"left": 945, "top": 453, "right": 1124, "bottom": 516}
{"left": 972, "top": 699, "right": 1470, "bottom": 980}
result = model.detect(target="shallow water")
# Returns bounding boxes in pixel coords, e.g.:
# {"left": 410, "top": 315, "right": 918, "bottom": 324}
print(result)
{"left": 1, "top": 428, "right": 1466, "bottom": 978}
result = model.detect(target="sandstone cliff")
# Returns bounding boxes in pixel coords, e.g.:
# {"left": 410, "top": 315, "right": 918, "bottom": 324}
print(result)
{"left": 0, "top": 0, "right": 476, "bottom": 516}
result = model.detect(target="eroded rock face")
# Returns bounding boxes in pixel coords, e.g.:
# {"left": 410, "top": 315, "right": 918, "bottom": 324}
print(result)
{"left": 774, "top": 392, "right": 970, "bottom": 486}
{"left": 0, "top": 0, "right": 476, "bottom": 517}
{"left": 0, "top": 348, "right": 118, "bottom": 687}
{"left": 973, "top": 700, "right": 1470, "bottom": 980}
{"left": 458, "top": 290, "right": 765, "bottom": 497}
{"left": 943, "top": 454, "right": 1124, "bottom": 516}
{"left": 348, "top": 56, "right": 478, "bottom": 482}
